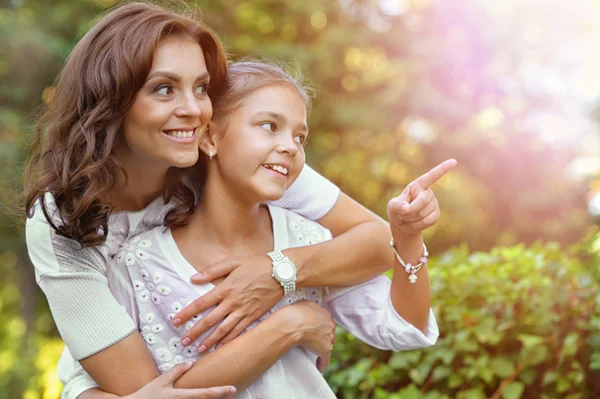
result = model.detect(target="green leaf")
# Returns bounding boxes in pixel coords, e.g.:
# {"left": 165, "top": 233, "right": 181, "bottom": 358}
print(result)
{"left": 490, "top": 358, "right": 515, "bottom": 378}
{"left": 501, "top": 381, "right": 525, "bottom": 399}
{"left": 448, "top": 374, "right": 463, "bottom": 389}
{"left": 542, "top": 371, "right": 558, "bottom": 386}
{"left": 432, "top": 365, "right": 451, "bottom": 382}
{"left": 590, "top": 351, "right": 600, "bottom": 370}
{"left": 561, "top": 333, "right": 580, "bottom": 358}
{"left": 525, "top": 346, "right": 549, "bottom": 366}
{"left": 517, "top": 334, "right": 545, "bottom": 348}
{"left": 396, "top": 384, "right": 422, "bottom": 399}
{"left": 556, "top": 376, "right": 572, "bottom": 393}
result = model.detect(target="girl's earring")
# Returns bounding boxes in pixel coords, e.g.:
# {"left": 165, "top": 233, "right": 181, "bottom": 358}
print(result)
{"left": 209, "top": 150, "right": 214, "bottom": 160}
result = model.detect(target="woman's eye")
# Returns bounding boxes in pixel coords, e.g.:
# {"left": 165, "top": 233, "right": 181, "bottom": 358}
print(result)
{"left": 195, "top": 83, "right": 208, "bottom": 95}
{"left": 154, "top": 85, "right": 173, "bottom": 96}
{"left": 260, "top": 122, "right": 276, "bottom": 132}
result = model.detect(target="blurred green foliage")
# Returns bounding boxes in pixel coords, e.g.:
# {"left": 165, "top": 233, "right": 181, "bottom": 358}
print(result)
{"left": 0, "top": 0, "right": 598, "bottom": 398}
{"left": 326, "top": 236, "right": 600, "bottom": 398}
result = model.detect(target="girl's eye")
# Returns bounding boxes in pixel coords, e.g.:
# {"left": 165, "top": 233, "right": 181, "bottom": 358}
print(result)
{"left": 195, "top": 83, "right": 208, "bottom": 95}
{"left": 154, "top": 85, "right": 174, "bottom": 96}
{"left": 294, "top": 135, "right": 306, "bottom": 145}
{"left": 260, "top": 122, "right": 276, "bottom": 132}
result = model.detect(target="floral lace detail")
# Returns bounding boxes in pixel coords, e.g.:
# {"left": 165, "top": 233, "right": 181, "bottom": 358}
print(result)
{"left": 116, "top": 235, "right": 153, "bottom": 267}
{"left": 288, "top": 213, "right": 324, "bottom": 245}
{"left": 139, "top": 312, "right": 166, "bottom": 345}
{"left": 133, "top": 269, "right": 172, "bottom": 305}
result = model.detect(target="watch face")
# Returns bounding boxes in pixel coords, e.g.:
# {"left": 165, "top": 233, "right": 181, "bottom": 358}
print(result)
{"left": 276, "top": 262, "right": 295, "bottom": 280}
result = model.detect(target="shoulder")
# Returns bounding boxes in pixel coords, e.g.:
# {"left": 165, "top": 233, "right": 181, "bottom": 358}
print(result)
{"left": 25, "top": 195, "right": 107, "bottom": 277}
{"left": 270, "top": 164, "right": 341, "bottom": 221}
{"left": 272, "top": 206, "right": 332, "bottom": 248}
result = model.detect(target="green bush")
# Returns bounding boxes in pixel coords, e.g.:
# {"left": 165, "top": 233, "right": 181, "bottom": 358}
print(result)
{"left": 325, "top": 240, "right": 600, "bottom": 399}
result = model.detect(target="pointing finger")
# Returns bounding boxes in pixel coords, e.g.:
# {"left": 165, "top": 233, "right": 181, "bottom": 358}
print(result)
{"left": 414, "top": 159, "right": 457, "bottom": 189}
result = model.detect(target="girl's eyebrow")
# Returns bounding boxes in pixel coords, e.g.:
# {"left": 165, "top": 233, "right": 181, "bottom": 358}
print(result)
{"left": 253, "top": 111, "right": 309, "bottom": 133}
{"left": 146, "top": 70, "right": 211, "bottom": 82}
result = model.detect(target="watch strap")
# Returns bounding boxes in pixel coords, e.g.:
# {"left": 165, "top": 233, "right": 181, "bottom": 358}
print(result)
{"left": 268, "top": 250, "right": 296, "bottom": 295}
{"left": 267, "top": 250, "right": 286, "bottom": 263}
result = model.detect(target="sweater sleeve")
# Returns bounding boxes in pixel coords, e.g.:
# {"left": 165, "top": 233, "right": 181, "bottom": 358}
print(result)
{"left": 323, "top": 277, "right": 439, "bottom": 351}
{"left": 26, "top": 203, "right": 136, "bottom": 360}
{"left": 269, "top": 164, "right": 341, "bottom": 221}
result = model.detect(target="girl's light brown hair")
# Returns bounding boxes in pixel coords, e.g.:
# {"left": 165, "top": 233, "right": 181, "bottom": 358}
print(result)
{"left": 210, "top": 60, "right": 314, "bottom": 127}
{"left": 23, "top": 2, "right": 227, "bottom": 246}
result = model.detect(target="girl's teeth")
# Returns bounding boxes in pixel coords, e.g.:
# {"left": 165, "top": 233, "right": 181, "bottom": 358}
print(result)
{"left": 264, "top": 165, "right": 288, "bottom": 175}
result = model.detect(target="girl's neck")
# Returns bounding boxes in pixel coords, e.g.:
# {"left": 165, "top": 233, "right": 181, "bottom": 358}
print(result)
{"left": 107, "top": 149, "right": 169, "bottom": 212}
{"left": 174, "top": 169, "right": 273, "bottom": 255}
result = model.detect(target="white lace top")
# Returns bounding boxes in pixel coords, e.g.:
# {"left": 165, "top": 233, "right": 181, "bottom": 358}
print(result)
{"left": 59, "top": 205, "right": 439, "bottom": 399}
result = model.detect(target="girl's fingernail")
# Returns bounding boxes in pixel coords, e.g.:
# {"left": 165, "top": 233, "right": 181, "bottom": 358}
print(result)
{"left": 401, "top": 203, "right": 409, "bottom": 212}
{"left": 230, "top": 387, "right": 237, "bottom": 394}
{"left": 197, "top": 344, "right": 207, "bottom": 354}
{"left": 216, "top": 343, "right": 223, "bottom": 349}
{"left": 185, "top": 360, "right": 194, "bottom": 366}
{"left": 191, "top": 272, "right": 202, "bottom": 279}
{"left": 182, "top": 337, "right": 191, "bottom": 346}
{"left": 173, "top": 317, "right": 181, "bottom": 326}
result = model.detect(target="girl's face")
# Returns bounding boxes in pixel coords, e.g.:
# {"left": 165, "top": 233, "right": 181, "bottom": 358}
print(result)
{"left": 120, "top": 35, "right": 212, "bottom": 169}
{"left": 209, "top": 85, "right": 308, "bottom": 203}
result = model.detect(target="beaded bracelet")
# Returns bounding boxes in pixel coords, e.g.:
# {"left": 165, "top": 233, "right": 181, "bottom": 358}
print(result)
{"left": 389, "top": 238, "right": 429, "bottom": 284}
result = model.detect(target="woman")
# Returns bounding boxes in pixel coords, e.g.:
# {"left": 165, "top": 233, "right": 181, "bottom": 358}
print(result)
{"left": 23, "top": 2, "right": 449, "bottom": 398}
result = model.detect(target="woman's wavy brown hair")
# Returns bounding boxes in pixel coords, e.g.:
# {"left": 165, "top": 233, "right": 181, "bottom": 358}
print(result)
{"left": 23, "top": 2, "right": 227, "bottom": 247}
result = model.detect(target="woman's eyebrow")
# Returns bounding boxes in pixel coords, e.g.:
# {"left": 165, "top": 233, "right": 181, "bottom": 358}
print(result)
{"left": 146, "top": 70, "right": 211, "bottom": 82}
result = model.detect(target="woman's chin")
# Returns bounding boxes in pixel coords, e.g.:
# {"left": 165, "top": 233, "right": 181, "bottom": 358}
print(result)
{"left": 168, "top": 153, "right": 199, "bottom": 169}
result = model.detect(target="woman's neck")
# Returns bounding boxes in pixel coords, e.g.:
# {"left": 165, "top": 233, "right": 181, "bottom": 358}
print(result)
{"left": 107, "top": 149, "right": 169, "bottom": 212}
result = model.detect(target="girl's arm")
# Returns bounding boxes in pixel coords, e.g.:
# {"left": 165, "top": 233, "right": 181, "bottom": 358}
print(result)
{"left": 71, "top": 302, "right": 334, "bottom": 397}
{"left": 323, "top": 275, "right": 439, "bottom": 351}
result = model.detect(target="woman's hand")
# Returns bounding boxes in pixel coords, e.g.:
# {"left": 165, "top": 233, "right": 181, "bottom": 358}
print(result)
{"left": 123, "top": 362, "right": 236, "bottom": 399}
{"left": 173, "top": 256, "right": 283, "bottom": 352}
{"left": 387, "top": 159, "right": 456, "bottom": 237}
{"left": 277, "top": 300, "right": 336, "bottom": 373}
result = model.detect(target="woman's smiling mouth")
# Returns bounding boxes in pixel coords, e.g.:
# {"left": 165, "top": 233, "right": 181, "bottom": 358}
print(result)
{"left": 162, "top": 128, "right": 197, "bottom": 143}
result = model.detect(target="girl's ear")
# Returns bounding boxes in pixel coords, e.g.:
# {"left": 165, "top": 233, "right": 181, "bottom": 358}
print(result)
{"left": 199, "top": 121, "right": 220, "bottom": 158}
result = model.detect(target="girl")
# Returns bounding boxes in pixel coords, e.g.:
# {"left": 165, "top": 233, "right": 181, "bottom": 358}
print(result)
{"left": 24, "top": 3, "right": 450, "bottom": 398}
{"left": 61, "top": 61, "right": 451, "bottom": 398}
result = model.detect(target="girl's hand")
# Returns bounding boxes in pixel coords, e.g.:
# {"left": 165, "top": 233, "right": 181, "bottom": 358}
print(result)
{"left": 277, "top": 300, "right": 336, "bottom": 373}
{"left": 123, "top": 362, "right": 236, "bottom": 399}
{"left": 173, "top": 256, "right": 282, "bottom": 351}
{"left": 387, "top": 159, "right": 457, "bottom": 237}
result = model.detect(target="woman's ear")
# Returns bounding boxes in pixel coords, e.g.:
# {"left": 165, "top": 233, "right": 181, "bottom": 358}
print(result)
{"left": 199, "top": 121, "right": 220, "bottom": 158}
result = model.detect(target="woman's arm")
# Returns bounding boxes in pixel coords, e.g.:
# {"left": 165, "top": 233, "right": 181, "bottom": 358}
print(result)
{"left": 79, "top": 363, "right": 236, "bottom": 399}
{"left": 288, "top": 192, "right": 392, "bottom": 287}
{"left": 173, "top": 162, "right": 454, "bottom": 347}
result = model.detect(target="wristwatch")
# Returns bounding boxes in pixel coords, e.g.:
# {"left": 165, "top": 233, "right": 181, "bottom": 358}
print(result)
{"left": 268, "top": 250, "right": 297, "bottom": 295}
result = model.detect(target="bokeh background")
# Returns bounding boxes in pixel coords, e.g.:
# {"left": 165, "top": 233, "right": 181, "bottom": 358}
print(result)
{"left": 2, "top": 0, "right": 600, "bottom": 398}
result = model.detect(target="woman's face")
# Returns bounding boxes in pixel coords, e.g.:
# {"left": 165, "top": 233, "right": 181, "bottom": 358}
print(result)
{"left": 211, "top": 85, "right": 308, "bottom": 203}
{"left": 121, "top": 35, "right": 212, "bottom": 169}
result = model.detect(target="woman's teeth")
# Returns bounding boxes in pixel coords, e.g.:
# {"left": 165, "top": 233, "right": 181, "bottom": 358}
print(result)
{"left": 166, "top": 130, "right": 194, "bottom": 138}
{"left": 263, "top": 164, "right": 289, "bottom": 175}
